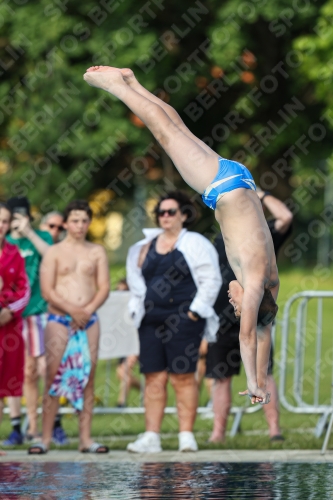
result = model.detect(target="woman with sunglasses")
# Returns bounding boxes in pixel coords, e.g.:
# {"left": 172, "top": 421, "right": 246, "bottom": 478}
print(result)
{"left": 40, "top": 212, "right": 65, "bottom": 243}
{"left": 126, "top": 191, "right": 221, "bottom": 453}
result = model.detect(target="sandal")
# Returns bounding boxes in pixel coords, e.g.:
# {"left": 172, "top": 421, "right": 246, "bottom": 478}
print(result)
{"left": 270, "top": 434, "right": 285, "bottom": 442}
{"left": 80, "top": 442, "right": 109, "bottom": 454}
{"left": 28, "top": 443, "right": 48, "bottom": 455}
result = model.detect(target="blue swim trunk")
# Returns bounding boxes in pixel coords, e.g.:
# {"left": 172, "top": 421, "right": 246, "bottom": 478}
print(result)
{"left": 202, "top": 157, "right": 256, "bottom": 210}
{"left": 48, "top": 313, "right": 98, "bottom": 329}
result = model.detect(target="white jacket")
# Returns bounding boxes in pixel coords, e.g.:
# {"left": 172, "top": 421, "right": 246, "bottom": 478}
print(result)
{"left": 126, "top": 228, "right": 222, "bottom": 342}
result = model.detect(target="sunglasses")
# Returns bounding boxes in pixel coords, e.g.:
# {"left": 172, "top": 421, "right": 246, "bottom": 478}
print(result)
{"left": 157, "top": 208, "right": 178, "bottom": 217}
{"left": 48, "top": 224, "right": 64, "bottom": 231}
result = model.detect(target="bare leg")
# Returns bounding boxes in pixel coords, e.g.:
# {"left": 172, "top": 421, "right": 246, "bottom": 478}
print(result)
{"left": 144, "top": 371, "right": 168, "bottom": 433}
{"left": 169, "top": 373, "right": 198, "bottom": 432}
{"left": 120, "top": 68, "right": 216, "bottom": 157}
{"left": 7, "top": 396, "right": 21, "bottom": 419}
{"left": 256, "top": 325, "right": 272, "bottom": 393}
{"left": 117, "top": 361, "right": 128, "bottom": 407}
{"left": 262, "top": 375, "right": 281, "bottom": 437}
{"left": 205, "top": 378, "right": 214, "bottom": 401}
{"left": 195, "top": 356, "right": 206, "bottom": 387}
{"left": 209, "top": 378, "right": 232, "bottom": 442}
{"left": 79, "top": 321, "right": 100, "bottom": 450}
{"left": 39, "top": 322, "right": 68, "bottom": 450}
{"left": 24, "top": 353, "right": 44, "bottom": 436}
{"left": 195, "top": 339, "right": 208, "bottom": 386}
{"left": 239, "top": 322, "right": 272, "bottom": 405}
{"left": 117, "top": 356, "right": 140, "bottom": 406}
{"left": 83, "top": 67, "right": 219, "bottom": 194}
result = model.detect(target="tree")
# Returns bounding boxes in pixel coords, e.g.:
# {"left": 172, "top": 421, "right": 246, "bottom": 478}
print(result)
{"left": 0, "top": 0, "right": 330, "bottom": 262}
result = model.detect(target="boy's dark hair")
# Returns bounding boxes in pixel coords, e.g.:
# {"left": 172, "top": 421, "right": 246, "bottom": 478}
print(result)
{"left": 0, "top": 202, "right": 12, "bottom": 214}
{"left": 6, "top": 196, "right": 33, "bottom": 220}
{"left": 63, "top": 200, "right": 93, "bottom": 222}
{"left": 153, "top": 190, "right": 198, "bottom": 228}
{"left": 257, "top": 289, "right": 278, "bottom": 327}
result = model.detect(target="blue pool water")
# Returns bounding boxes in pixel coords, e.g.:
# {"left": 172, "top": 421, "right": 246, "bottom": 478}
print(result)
{"left": 0, "top": 462, "right": 332, "bottom": 499}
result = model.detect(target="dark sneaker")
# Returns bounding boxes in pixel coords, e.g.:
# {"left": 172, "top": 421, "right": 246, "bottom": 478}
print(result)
{"left": 3, "top": 430, "right": 24, "bottom": 446}
{"left": 52, "top": 427, "right": 69, "bottom": 445}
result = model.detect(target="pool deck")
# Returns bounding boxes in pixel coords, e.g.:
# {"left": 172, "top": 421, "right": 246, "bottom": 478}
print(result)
{"left": 1, "top": 449, "right": 333, "bottom": 463}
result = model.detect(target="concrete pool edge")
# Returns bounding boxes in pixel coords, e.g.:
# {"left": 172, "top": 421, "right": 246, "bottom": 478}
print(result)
{"left": 1, "top": 450, "right": 332, "bottom": 463}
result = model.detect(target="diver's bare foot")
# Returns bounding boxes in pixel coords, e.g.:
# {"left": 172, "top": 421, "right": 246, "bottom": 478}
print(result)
{"left": 86, "top": 66, "right": 139, "bottom": 85}
{"left": 83, "top": 66, "right": 126, "bottom": 98}
{"left": 85, "top": 65, "right": 121, "bottom": 73}
{"left": 120, "top": 68, "right": 137, "bottom": 87}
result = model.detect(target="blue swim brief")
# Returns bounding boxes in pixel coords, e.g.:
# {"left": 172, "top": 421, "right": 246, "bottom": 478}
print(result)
{"left": 47, "top": 313, "right": 98, "bottom": 330}
{"left": 202, "top": 157, "right": 256, "bottom": 210}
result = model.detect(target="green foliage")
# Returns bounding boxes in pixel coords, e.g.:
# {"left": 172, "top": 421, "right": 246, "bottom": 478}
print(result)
{"left": 294, "top": 0, "right": 333, "bottom": 179}
{"left": 0, "top": 0, "right": 332, "bottom": 261}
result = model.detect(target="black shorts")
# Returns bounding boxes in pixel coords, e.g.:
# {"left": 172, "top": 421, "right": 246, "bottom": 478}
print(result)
{"left": 206, "top": 325, "right": 274, "bottom": 380}
{"left": 138, "top": 313, "right": 205, "bottom": 375}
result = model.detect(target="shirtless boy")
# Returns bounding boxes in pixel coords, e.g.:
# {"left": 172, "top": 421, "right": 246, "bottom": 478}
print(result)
{"left": 28, "top": 200, "right": 110, "bottom": 454}
{"left": 83, "top": 66, "right": 279, "bottom": 404}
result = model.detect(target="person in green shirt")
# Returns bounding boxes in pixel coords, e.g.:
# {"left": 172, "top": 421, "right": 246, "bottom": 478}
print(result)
{"left": 39, "top": 211, "right": 69, "bottom": 445}
{"left": 4, "top": 197, "right": 52, "bottom": 446}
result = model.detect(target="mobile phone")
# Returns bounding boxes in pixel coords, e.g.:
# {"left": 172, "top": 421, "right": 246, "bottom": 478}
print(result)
{"left": 13, "top": 207, "right": 28, "bottom": 216}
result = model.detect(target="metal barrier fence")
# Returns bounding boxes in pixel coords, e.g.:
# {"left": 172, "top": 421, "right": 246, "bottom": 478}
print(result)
{"left": 278, "top": 291, "right": 333, "bottom": 454}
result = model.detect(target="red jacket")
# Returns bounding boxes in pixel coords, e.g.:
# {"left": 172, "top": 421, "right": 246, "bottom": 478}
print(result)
{"left": 0, "top": 241, "right": 30, "bottom": 316}
{"left": 0, "top": 241, "right": 30, "bottom": 397}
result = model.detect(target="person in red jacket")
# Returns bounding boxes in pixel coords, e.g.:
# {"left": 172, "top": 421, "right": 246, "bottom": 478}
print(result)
{"left": 0, "top": 202, "right": 30, "bottom": 454}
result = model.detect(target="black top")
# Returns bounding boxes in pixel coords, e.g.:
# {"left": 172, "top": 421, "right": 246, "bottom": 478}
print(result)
{"left": 266, "top": 219, "right": 292, "bottom": 256}
{"left": 142, "top": 237, "right": 197, "bottom": 316}
{"left": 213, "top": 234, "right": 238, "bottom": 331}
{"left": 213, "top": 219, "right": 292, "bottom": 332}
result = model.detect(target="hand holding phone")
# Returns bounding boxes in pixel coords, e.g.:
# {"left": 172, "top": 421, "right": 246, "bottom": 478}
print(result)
{"left": 12, "top": 211, "right": 31, "bottom": 236}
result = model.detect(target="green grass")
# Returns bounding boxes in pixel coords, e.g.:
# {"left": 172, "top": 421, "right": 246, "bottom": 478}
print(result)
{"left": 2, "top": 266, "right": 333, "bottom": 451}
{"left": 110, "top": 263, "right": 127, "bottom": 290}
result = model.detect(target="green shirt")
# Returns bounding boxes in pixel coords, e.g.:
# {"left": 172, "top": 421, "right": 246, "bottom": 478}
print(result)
{"left": 7, "top": 230, "right": 53, "bottom": 316}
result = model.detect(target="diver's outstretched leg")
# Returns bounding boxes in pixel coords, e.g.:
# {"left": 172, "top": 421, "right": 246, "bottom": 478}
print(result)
{"left": 84, "top": 66, "right": 218, "bottom": 194}
{"left": 120, "top": 68, "right": 216, "bottom": 158}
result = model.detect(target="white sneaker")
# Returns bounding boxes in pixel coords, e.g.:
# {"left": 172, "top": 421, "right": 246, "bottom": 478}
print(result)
{"left": 127, "top": 432, "right": 162, "bottom": 453}
{"left": 178, "top": 431, "right": 198, "bottom": 452}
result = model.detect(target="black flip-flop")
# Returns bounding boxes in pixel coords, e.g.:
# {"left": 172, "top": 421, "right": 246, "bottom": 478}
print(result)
{"left": 28, "top": 443, "right": 48, "bottom": 455}
{"left": 80, "top": 442, "right": 109, "bottom": 454}
{"left": 270, "top": 434, "right": 285, "bottom": 442}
